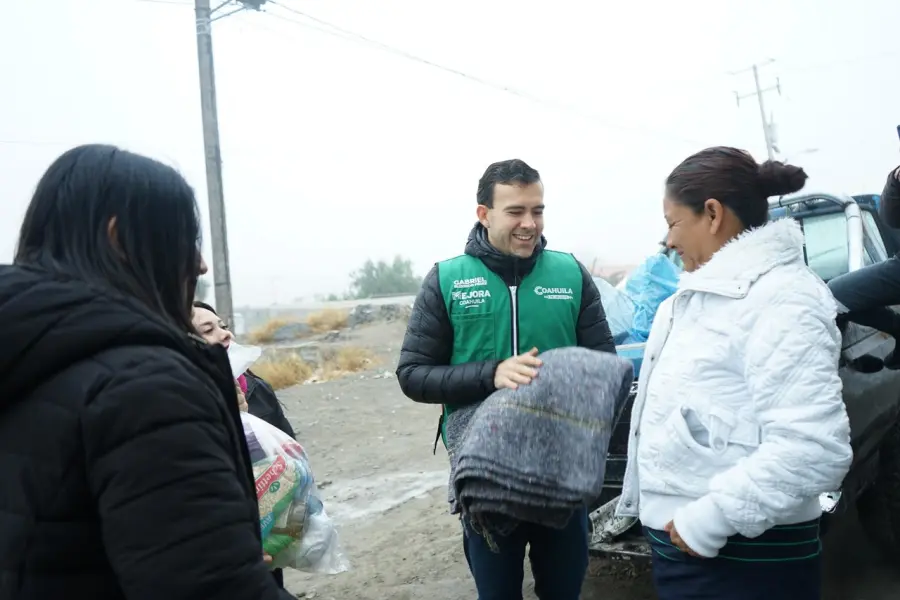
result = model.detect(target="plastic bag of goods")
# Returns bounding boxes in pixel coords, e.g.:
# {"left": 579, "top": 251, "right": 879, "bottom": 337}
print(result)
{"left": 240, "top": 412, "right": 349, "bottom": 574}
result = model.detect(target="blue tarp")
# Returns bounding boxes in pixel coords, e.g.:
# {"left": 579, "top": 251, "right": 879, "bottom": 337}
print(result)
{"left": 592, "top": 277, "right": 635, "bottom": 345}
{"left": 622, "top": 255, "right": 680, "bottom": 343}
{"left": 595, "top": 254, "right": 681, "bottom": 380}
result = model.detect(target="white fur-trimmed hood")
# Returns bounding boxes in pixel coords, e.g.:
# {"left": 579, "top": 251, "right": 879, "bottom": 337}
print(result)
{"left": 679, "top": 218, "right": 805, "bottom": 290}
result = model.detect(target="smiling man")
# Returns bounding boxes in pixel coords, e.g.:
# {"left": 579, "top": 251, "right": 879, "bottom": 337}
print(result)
{"left": 396, "top": 158, "right": 616, "bottom": 600}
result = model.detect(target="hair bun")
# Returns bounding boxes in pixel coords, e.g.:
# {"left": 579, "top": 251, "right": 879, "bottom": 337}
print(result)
{"left": 757, "top": 160, "right": 808, "bottom": 197}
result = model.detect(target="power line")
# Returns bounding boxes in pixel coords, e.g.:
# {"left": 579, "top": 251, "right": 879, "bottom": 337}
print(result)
{"left": 260, "top": 2, "right": 708, "bottom": 147}
{"left": 262, "top": 2, "right": 899, "bottom": 147}
{"left": 8, "top": 2, "right": 898, "bottom": 153}
{"left": 134, "top": 0, "right": 900, "bottom": 81}
{"left": 137, "top": 0, "right": 898, "bottom": 100}
{"left": 270, "top": 0, "right": 529, "bottom": 84}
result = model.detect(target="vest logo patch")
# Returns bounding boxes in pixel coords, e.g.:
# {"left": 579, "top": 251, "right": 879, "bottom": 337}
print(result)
{"left": 452, "top": 288, "right": 492, "bottom": 308}
{"left": 453, "top": 277, "right": 488, "bottom": 289}
{"left": 533, "top": 285, "right": 574, "bottom": 300}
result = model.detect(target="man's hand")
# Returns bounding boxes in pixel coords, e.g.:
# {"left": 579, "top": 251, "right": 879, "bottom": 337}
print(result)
{"left": 664, "top": 521, "right": 701, "bottom": 557}
{"left": 893, "top": 165, "right": 900, "bottom": 181}
{"left": 494, "top": 347, "right": 542, "bottom": 390}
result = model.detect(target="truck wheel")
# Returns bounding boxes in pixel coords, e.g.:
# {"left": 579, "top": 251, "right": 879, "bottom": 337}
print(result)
{"left": 858, "top": 419, "right": 900, "bottom": 560}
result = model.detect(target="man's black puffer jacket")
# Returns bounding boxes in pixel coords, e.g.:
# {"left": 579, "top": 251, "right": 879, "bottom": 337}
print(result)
{"left": 0, "top": 265, "right": 293, "bottom": 600}
{"left": 396, "top": 223, "right": 616, "bottom": 409}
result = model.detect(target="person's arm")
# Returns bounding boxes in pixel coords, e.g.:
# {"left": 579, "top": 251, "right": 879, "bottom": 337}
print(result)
{"left": 672, "top": 293, "right": 852, "bottom": 558}
{"left": 396, "top": 265, "right": 500, "bottom": 406}
{"left": 879, "top": 166, "right": 900, "bottom": 228}
{"left": 575, "top": 261, "right": 617, "bottom": 354}
{"left": 83, "top": 356, "right": 289, "bottom": 600}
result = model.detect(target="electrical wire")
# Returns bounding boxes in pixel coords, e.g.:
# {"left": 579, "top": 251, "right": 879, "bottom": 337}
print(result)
{"left": 262, "top": 1, "right": 710, "bottom": 146}
{"left": 272, "top": 2, "right": 899, "bottom": 90}
{"left": 6, "top": 1, "right": 897, "bottom": 149}
{"left": 263, "top": 1, "right": 899, "bottom": 146}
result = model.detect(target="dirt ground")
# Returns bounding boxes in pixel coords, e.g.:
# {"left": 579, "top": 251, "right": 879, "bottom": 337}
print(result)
{"left": 275, "top": 321, "right": 900, "bottom": 600}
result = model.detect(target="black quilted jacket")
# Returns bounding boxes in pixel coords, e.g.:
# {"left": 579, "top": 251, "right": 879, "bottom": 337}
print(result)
{"left": 396, "top": 224, "right": 616, "bottom": 411}
{"left": 0, "top": 265, "right": 294, "bottom": 600}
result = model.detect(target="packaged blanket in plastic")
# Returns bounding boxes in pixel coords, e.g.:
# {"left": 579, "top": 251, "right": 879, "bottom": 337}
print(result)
{"left": 623, "top": 254, "right": 680, "bottom": 342}
{"left": 240, "top": 412, "right": 349, "bottom": 574}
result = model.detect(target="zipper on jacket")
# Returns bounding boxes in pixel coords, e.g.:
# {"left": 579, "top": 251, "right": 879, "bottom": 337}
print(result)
{"left": 509, "top": 285, "right": 519, "bottom": 355}
{"left": 509, "top": 257, "right": 520, "bottom": 356}
{"left": 634, "top": 298, "right": 678, "bottom": 440}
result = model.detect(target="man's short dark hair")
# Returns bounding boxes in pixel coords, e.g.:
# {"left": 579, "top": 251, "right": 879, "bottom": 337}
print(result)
{"left": 476, "top": 159, "right": 541, "bottom": 208}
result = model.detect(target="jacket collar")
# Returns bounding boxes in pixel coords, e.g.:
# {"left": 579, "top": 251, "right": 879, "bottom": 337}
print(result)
{"left": 678, "top": 218, "right": 805, "bottom": 298}
{"left": 464, "top": 222, "right": 547, "bottom": 284}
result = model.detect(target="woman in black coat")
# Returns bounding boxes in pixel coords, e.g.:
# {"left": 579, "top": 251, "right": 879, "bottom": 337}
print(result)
{"left": 0, "top": 144, "right": 294, "bottom": 600}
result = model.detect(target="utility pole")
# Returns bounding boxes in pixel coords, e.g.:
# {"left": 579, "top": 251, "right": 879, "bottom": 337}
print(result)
{"left": 194, "top": 0, "right": 266, "bottom": 327}
{"left": 733, "top": 60, "right": 781, "bottom": 161}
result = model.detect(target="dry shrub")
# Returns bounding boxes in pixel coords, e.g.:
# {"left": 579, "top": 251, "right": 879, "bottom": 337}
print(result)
{"left": 248, "top": 317, "right": 302, "bottom": 344}
{"left": 332, "top": 346, "right": 373, "bottom": 371}
{"left": 317, "top": 346, "right": 377, "bottom": 381}
{"left": 306, "top": 309, "right": 349, "bottom": 333}
{"left": 251, "top": 346, "right": 376, "bottom": 388}
{"left": 250, "top": 354, "right": 313, "bottom": 390}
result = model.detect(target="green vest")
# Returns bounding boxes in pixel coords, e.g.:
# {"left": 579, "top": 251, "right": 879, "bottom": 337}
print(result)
{"left": 437, "top": 250, "right": 582, "bottom": 442}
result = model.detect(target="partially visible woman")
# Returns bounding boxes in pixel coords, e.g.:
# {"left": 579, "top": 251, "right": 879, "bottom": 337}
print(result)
{"left": 616, "top": 147, "right": 853, "bottom": 599}
{"left": 0, "top": 145, "right": 293, "bottom": 600}
{"left": 192, "top": 301, "right": 296, "bottom": 592}
{"left": 192, "top": 301, "right": 296, "bottom": 439}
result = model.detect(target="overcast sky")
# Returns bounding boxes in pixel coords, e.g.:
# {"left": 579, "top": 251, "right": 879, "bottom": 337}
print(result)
{"left": 1, "top": 0, "right": 898, "bottom": 306}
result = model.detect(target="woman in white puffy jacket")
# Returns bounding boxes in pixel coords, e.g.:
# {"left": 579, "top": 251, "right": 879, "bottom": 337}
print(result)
{"left": 616, "top": 146, "right": 853, "bottom": 599}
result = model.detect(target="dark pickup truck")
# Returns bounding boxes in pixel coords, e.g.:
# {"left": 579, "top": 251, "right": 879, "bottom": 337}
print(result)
{"left": 590, "top": 192, "right": 900, "bottom": 562}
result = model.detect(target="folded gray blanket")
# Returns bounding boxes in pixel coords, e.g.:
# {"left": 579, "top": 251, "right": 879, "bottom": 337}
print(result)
{"left": 450, "top": 347, "right": 633, "bottom": 530}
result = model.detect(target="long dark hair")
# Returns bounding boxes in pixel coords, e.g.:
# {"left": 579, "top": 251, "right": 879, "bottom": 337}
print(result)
{"left": 15, "top": 144, "right": 202, "bottom": 332}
